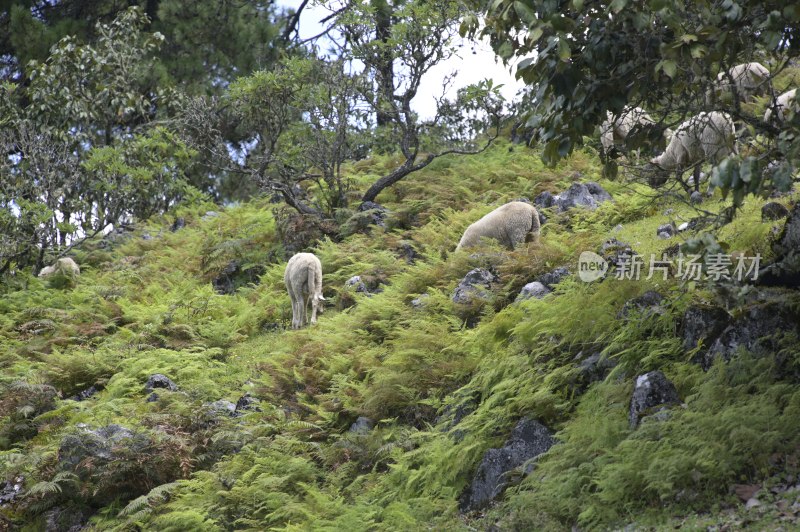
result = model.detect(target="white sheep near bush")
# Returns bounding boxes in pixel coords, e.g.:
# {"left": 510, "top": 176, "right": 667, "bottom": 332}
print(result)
{"left": 455, "top": 201, "right": 541, "bottom": 251}
{"left": 711, "top": 62, "right": 771, "bottom": 104}
{"left": 764, "top": 89, "right": 797, "bottom": 124}
{"left": 649, "top": 111, "right": 737, "bottom": 192}
{"left": 284, "top": 252, "right": 325, "bottom": 329}
{"left": 600, "top": 106, "right": 672, "bottom": 159}
{"left": 38, "top": 257, "right": 80, "bottom": 278}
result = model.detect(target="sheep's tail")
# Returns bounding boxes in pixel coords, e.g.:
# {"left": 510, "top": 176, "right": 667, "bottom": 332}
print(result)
{"left": 308, "top": 262, "right": 323, "bottom": 300}
{"left": 528, "top": 206, "right": 541, "bottom": 243}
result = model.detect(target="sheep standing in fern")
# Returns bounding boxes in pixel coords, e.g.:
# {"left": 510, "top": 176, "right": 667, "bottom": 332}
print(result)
{"left": 284, "top": 253, "right": 325, "bottom": 329}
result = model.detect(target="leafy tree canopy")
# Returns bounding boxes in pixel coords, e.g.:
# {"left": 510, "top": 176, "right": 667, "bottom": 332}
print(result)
{"left": 1, "top": 0, "right": 285, "bottom": 94}
{"left": 1, "top": 8, "right": 195, "bottom": 273}
{"left": 467, "top": 0, "right": 800, "bottom": 210}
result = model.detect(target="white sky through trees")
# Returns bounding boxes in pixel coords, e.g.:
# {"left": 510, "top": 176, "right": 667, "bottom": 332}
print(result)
{"left": 276, "top": 0, "right": 525, "bottom": 119}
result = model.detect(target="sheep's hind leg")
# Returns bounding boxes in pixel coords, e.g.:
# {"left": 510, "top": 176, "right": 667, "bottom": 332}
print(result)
{"left": 692, "top": 165, "right": 701, "bottom": 193}
{"left": 290, "top": 297, "right": 300, "bottom": 329}
{"left": 300, "top": 294, "right": 308, "bottom": 327}
{"left": 676, "top": 171, "right": 692, "bottom": 195}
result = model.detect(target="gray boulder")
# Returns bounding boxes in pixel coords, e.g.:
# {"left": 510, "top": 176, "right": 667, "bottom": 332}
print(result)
{"left": 43, "top": 506, "right": 86, "bottom": 532}
{"left": 585, "top": 181, "right": 613, "bottom": 202}
{"left": 517, "top": 281, "right": 551, "bottom": 301}
{"left": 201, "top": 210, "right": 219, "bottom": 221}
{"left": 553, "top": 182, "right": 612, "bottom": 213}
{"left": 210, "top": 259, "right": 264, "bottom": 295}
{"left": 69, "top": 385, "right": 100, "bottom": 402}
{"left": 533, "top": 191, "right": 555, "bottom": 209}
{"left": 618, "top": 291, "right": 665, "bottom": 319}
{"left": 776, "top": 203, "right": 800, "bottom": 254}
{"left": 680, "top": 306, "right": 730, "bottom": 367}
{"left": 436, "top": 391, "right": 478, "bottom": 433}
{"left": 452, "top": 268, "right": 498, "bottom": 305}
{"left": 411, "top": 293, "right": 430, "bottom": 309}
{"left": 57, "top": 424, "right": 162, "bottom": 506}
{"left": 170, "top": 217, "right": 186, "bottom": 232}
{"left": 345, "top": 275, "right": 369, "bottom": 293}
{"left": 398, "top": 241, "right": 420, "bottom": 264}
{"left": 599, "top": 238, "right": 637, "bottom": 269}
{"left": 349, "top": 417, "right": 374, "bottom": 434}
{"left": 460, "top": 418, "right": 555, "bottom": 512}
{"left": 144, "top": 374, "right": 178, "bottom": 393}
{"left": 762, "top": 202, "right": 790, "bottom": 222}
{"left": 657, "top": 223, "right": 676, "bottom": 238}
{"left": 59, "top": 424, "right": 149, "bottom": 472}
{"left": 358, "top": 201, "right": 388, "bottom": 228}
{"left": 0, "top": 476, "right": 23, "bottom": 506}
{"left": 207, "top": 400, "right": 237, "bottom": 417}
{"left": 629, "top": 371, "right": 680, "bottom": 428}
{"left": 98, "top": 223, "right": 136, "bottom": 249}
{"left": 756, "top": 203, "right": 800, "bottom": 288}
{"left": 576, "top": 351, "right": 617, "bottom": 387}
{"left": 690, "top": 191, "right": 703, "bottom": 204}
{"left": 706, "top": 301, "right": 800, "bottom": 367}
{"left": 211, "top": 260, "right": 240, "bottom": 295}
{"left": 235, "top": 394, "right": 261, "bottom": 413}
{"left": 536, "top": 267, "right": 570, "bottom": 288}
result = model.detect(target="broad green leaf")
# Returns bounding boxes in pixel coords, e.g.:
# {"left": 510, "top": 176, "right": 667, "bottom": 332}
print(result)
{"left": 610, "top": 0, "right": 628, "bottom": 13}
{"left": 558, "top": 40, "right": 571, "bottom": 61}
{"left": 659, "top": 59, "right": 677, "bottom": 78}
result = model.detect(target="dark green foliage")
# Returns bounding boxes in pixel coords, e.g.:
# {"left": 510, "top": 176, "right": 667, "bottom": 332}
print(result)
{"left": 1, "top": 0, "right": 284, "bottom": 93}
{"left": 0, "top": 382, "right": 57, "bottom": 448}
{"left": 0, "top": 9, "right": 196, "bottom": 274}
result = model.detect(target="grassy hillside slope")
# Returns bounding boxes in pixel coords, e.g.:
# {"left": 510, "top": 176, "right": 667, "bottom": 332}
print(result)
{"left": 1, "top": 141, "right": 799, "bottom": 531}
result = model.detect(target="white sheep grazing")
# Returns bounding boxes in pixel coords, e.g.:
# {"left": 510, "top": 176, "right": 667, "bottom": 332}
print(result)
{"left": 712, "top": 62, "right": 771, "bottom": 103}
{"left": 600, "top": 106, "right": 672, "bottom": 159}
{"left": 38, "top": 257, "right": 80, "bottom": 278}
{"left": 455, "top": 201, "right": 541, "bottom": 252}
{"left": 650, "top": 111, "right": 736, "bottom": 192}
{"left": 284, "top": 252, "right": 325, "bottom": 330}
{"left": 764, "top": 89, "right": 797, "bottom": 124}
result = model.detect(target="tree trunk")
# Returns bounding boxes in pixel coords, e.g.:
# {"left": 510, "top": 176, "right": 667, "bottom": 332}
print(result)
{"left": 361, "top": 154, "right": 433, "bottom": 203}
{"left": 372, "top": 0, "right": 395, "bottom": 127}
{"left": 144, "top": 0, "right": 160, "bottom": 23}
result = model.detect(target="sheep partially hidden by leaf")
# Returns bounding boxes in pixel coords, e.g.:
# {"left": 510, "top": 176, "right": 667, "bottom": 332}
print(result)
{"left": 764, "top": 88, "right": 797, "bottom": 125}
{"left": 649, "top": 111, "right": 737, "bottom": 193}
{"left": 284, "top": 252, "right": 325, "bottom": 330}
{"left": 38, "top": 257, "right": 81, "bottom": 278}
{"left": 600, "top": 106, "right": 672, "bottom": 161}
{"left": 710, "top": 62, "right": 771, "bottom": 104}
{"left": 455, "top": 201, "right": 541, "bottom": 252}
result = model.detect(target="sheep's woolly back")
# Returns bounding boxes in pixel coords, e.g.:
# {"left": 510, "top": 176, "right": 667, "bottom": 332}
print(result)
{"left": 284, "top": 253, "right": 323, "bottom": 299}
{"left": 715, "top": 62, "right": 771, "bottom": 101}
{"left": 38, "top": 257, "right": 80, "bottom": 278}
{"left": 600, "top": 107, "right": 656, "bottom": 152}
{"left": 764, "top": 89, "right": 797, "bottom": 124}
{"left": 650, "top": 111, "right": 736, "bottom": 171}
{"left": 456, "top": 201, "right": 540, "bottom": 251}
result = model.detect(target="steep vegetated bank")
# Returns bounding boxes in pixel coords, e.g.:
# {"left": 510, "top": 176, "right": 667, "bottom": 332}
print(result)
{"left": 1, "top": 142, "right": 799, "bottom": 530}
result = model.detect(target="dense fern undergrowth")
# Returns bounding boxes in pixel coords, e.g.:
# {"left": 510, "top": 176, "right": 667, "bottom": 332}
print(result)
{"left": 2, "top": 141, "right": 799, "bottom": 530}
